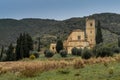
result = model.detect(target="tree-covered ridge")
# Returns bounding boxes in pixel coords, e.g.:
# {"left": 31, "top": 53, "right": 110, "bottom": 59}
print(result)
{"left": 0, "top": 13, "right": 120, "bottom": 47}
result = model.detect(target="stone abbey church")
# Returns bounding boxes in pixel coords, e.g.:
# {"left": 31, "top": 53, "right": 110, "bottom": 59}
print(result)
{"left": 50, "top": 18, "right": 96, "bottom": 54}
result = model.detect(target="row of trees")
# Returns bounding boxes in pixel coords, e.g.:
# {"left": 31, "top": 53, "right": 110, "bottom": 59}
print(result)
{"left": 71, "top": 45, "right": 115, "bottom": 59}
{"left": 44, "top": 45, "right": 118, "bottom": 59}
{"left": 16, "top": 33, "right": 33, "bottom": 60}
{"left": 0, "top": 33, "right": 34, "bottom": 61}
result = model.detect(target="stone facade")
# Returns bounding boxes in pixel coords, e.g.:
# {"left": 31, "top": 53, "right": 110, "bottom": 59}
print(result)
{"left": 86, "top": 18, "right": 96, "bottom": 47}
{"left": 50, "top": 18, "right": 96, "bottom": 54}
{"left": 50, "top": 43, "right": 56, "bottom": 53}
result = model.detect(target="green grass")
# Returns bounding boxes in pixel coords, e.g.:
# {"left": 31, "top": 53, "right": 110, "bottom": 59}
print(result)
{"left": 0, "top": 62, "right": 120, "bottom": 80}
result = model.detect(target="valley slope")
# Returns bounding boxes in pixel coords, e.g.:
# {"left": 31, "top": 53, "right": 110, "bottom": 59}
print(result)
{"left": 0, "top": 13, "right": 119, "bottom": 47}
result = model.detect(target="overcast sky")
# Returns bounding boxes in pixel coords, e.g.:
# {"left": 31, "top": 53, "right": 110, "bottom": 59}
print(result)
{"left": 0, "top": 0, "right": 120, "bottom": 20}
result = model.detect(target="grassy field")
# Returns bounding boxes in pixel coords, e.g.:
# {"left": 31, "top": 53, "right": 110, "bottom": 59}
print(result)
{"left": 0, "top": 54, "right": 120, "bottom": 80}
{"left": 0, "top": 62, "right": 120, "bottom": 80}
{"left": 24, "top": 62, "right": 120, "bottom": 80}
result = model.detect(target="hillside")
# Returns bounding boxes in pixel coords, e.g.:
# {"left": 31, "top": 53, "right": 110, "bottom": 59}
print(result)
{"left": 0, "top": 13, "right": 120, "bottom": 47}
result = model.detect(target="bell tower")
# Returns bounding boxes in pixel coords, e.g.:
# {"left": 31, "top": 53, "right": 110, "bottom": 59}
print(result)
{"left": 86, "top": 18, "right": 96, "bottom": 47}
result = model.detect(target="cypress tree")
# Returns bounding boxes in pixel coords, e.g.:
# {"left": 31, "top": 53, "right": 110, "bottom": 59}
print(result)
{"left": 15, "top": 33, "right": 33, "bottom": 60}
{"left": 0, "top": 46, "right": 4, "bottom": 61}
{"left": 118, "top": 37, "right": 120, "bottom": 47}
{"left": 16, "top": 33, "right": 23, "bottom": 60}
{"left": 6, "top": 43, "right": 15, "bottom": 61}
{"left": 23, "top": 33, "right": 29, "bottom": 58}
{"left": 96, "top": 21, "right": 103, "bottom": 44}
{"left": 26, "top": 33, "right": 33, "bottom": 50}
{"left": 37, "top": 37, "right": 41, "bottom": 52}
{"left": 56, "top": 39, "right": 63, "bottom": 53}
{"left": 26, "top": 33, "right": 33, "bottom": 57}
{"left": 16, "top": 38, "right": 21, "bottom": 60}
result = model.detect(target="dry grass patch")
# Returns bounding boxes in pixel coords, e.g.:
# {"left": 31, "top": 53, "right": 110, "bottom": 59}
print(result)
{"left": 0, "top": 55, "right": 120, "bottom": 77}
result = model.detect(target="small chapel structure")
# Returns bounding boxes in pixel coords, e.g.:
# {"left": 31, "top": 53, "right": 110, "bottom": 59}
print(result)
{"left": 50, "top": 18, "right": 96, "bottom": 54}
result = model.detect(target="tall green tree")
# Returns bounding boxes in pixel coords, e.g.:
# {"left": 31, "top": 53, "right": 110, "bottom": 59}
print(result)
{"left": 0, "top": 46, "right": 4, "bottom": 61}
{"left": 96, "top": 21, "right": 103, "bottom": 44}
{"left": 6, "top": 43, "right": 16, "bottom": 61}
{"left": 23, "top": 33, "right": 29, "bottom": 58}
{"left": 15, "top": 33, "right": 33, "bottom": 60}
{"left": 26, "top": 33, "right": 33, "bottom": 50}
{"left": 37, "top": 37, "right": 41, "bottom": 52}
{"left": 56, "top": 40, "right": 63, "bottom": 53}
{"left": 118, "top": 37, "right": 120, "bottom": 47}
{"left": 16, "top": 33, "right": 23, "bottom": 60}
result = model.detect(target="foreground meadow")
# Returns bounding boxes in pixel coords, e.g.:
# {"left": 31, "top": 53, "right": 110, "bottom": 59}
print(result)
{"left": 0, "top": 54, "right": 120, "bottom": 80}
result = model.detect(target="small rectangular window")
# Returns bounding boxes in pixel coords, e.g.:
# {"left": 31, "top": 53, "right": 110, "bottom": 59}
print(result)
{"left": 78, "top": 36, "right": 81, "bottom": 40}
{"left": 52, "top": 47, "right": 54, "bottom": 50}
{"left": 90, "top": 23, "right": 92, "bottom": 26}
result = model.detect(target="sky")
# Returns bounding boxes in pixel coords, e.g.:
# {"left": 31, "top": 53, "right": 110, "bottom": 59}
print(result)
{"left": 0, "top": 0, "right": 120, "bottom": 20}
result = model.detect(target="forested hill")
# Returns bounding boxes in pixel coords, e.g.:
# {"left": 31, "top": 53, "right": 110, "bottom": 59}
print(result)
{"left": 0, "top": 13, "right": 120, "bottom": 47}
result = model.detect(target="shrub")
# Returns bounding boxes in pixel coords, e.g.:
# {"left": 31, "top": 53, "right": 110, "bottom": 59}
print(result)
{"left": 34, "top": 52, "right": 39, "bottom": 58}
{"left": 74, "top": 73, "right": 80, "bottom": 76}
{"left": 92, "top": 46, "right": 98, "bottom": 56}
{"left": 59, "top": 50, "right": 67, "bottom": 57}
{"left": 29, "top": 55, "right": 35, "bottom": 60}
{"left": 77, "top": 48, "right": 82, "bottom": 56}
{"left": 71, "top": 47, "right": 77, "bottom": 55}
{"left": 44, "top": 50, "right": 54, "bottom": 58}
{"left": 30, "top": 51, "right": 39, "bottom": 58}
{"left": 1, "top": 54, "right": 7, "bottom": 61}
{"left": 44, "top": 49, "right": 49, "bottom": 55}
{"left": 112, "top": 47, "right": 120, "bottom": 53}
{"left": 82, "top": 48, "right": 93, "bottom": 59}
{"left": 96, "top": 47, "right": 113, "bottom": 57}
{"left": 108, "top": 67, "right": 114, "bottom": 75}
{"left": 103, "top": 62, "right": 108, "bottom": 67}
{"left": 71, "top": 47, "right": 82, "bottom": 56}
